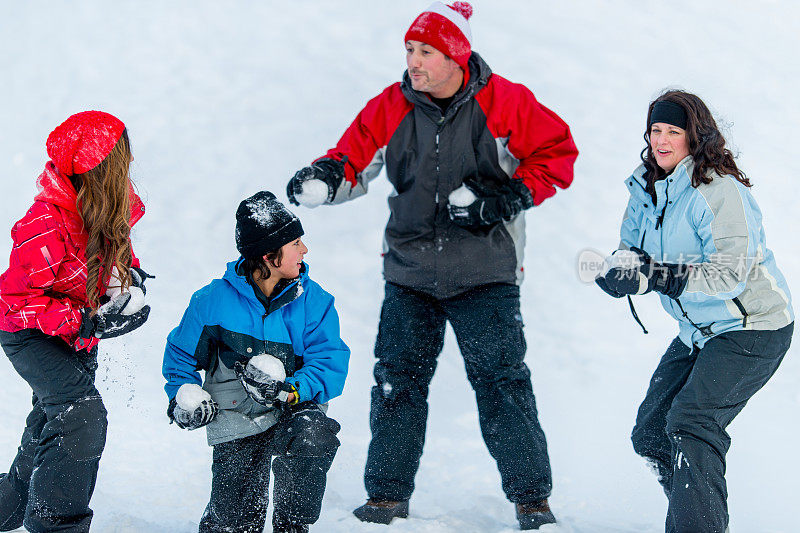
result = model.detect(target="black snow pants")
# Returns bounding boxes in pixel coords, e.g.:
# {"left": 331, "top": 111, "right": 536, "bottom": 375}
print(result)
{"left": 365, "top": 282, "right": 552, "bottom": 504}
{"left": 0, "top": 329, "right": 106, "bottom": 533}
{"left": 198, "top": 403, "right": 340, "bottom": 533}
{"left": 631, "top": 323, "right": 793, "bottom": 533}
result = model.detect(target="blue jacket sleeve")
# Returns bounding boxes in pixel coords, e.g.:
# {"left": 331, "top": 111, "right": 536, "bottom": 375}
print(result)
{"left": 619, "top": 196, "right": 641, "bottom": 250}
{"left": 288, "top": 281, "right": 350, "bottom": 404}
{"left": 162, "top": 289, "right": 212, "bottom": 400}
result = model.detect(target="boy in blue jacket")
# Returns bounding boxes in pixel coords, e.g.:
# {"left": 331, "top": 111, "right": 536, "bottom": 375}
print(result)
{"left": 162, "top": 191, "right": 350, "bottom": 533}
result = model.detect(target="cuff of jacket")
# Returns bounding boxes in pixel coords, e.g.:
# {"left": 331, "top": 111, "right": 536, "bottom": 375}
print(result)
{"left": 290, "top": 377, "right": 310, "bottom": 404}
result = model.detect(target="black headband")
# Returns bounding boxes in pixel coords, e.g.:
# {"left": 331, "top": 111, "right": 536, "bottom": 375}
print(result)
{"left": 649, "top": 100, "right": 687, "bottom": 129}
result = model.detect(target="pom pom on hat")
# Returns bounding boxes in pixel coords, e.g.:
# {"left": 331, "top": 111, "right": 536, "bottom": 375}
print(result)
{"left": 451, "top": 1, "right": 472, "bottom": 20}
{"left": 46, "top": 111, "right": 126, "bottom": 176}
{"left": 405, "top": 1, "right": 474, "bottom": 72}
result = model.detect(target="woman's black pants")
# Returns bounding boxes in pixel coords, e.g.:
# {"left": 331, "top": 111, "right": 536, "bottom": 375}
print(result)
{"left": 0, "top": 329, "right": 106, "bottom": 533}
{"left": 631, "top": 323, "right": 793, "bottom": 533}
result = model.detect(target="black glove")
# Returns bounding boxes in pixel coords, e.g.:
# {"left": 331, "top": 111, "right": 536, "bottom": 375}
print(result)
{"left": 630, "top": 247, "right": 689, "bottom": 299}
{"left": 597, "top": 247, "right": 689, "bottom": 299}
{"left": 77, "top": 292, "right": 151, "bottom": 342}
{"left": 595, "top": 275, "right": 625, "bottom": 298}
{"left": 168, "top": 395, "right": 218, "bottom": 430}
{"left": 286, "top": 158, "right": 346, "bottom": 206}
{"left": 234, "top": 360, "right": 295, "bottom": 405}
{"left": 447, "top": 178, "right": 534, "bottom": 229}
{"left": 130, "top": 266, "right": 155, "bottom": 295}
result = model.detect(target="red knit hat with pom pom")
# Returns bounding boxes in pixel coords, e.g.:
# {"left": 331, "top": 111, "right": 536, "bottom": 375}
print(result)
{"left": 405, "top": 2, "right": 474, "bottom": 72}
{"left": 46, "top": 111, "right": 126, "bottom": 176}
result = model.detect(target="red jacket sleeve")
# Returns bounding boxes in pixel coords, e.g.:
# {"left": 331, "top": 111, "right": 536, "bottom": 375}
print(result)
{"left": 1, "top": 204, "right": 84, "bottom": 342}
{"left": 320, "top": 83, "right": 413, "bottom": 186}
{"left": 477, "top": 75, "right": 578, "bottom": 205}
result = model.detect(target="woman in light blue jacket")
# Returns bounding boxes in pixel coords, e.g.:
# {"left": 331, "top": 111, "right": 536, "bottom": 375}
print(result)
{"left": 596, "top": 89, "right": 793, "bottom": 533}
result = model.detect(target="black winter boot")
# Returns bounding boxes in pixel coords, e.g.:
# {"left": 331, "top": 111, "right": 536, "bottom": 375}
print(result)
{"left": 516, "top": 500, "right": 556, "bottom": 530}
{"left": 0, "top": 473, "right": 26, "bottom": 532}
{"left": 353, "top": 498, "right": 409, "bottom": 524}
{"left": 272, "top": 513, "right": 309, "bottom": 533}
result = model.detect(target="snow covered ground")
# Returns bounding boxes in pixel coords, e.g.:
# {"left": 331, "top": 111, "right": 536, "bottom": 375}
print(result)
{"left": 1, "top": 2, "right": 798, "bottom": 531}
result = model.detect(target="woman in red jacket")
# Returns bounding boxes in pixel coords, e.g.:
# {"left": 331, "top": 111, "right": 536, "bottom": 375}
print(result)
{"left": 0, "top": 111, "right": 151, "bottom": 533}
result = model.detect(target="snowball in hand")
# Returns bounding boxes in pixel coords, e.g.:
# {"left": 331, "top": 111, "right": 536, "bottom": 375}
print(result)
{"left": 296, "top": 179, "right": 330, "bottom": 208}
{"left": 120, "top": 286, "right": 146, "bottom": 315}
{"left": 248, "top": 353, "right": 286, "bottom": 382}
{"left": 600, "top": 250, "right": 643, "bottom": 277}
{"left": 176, "top": 383, "right": 211, "bottom": 411}
{"left": 448, "top": 185, "right": 477, "bottom": 207}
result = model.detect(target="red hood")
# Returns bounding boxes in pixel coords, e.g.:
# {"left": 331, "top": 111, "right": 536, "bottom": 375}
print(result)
{"left": 35, "top": 161, "right": 145, "bottom": 226}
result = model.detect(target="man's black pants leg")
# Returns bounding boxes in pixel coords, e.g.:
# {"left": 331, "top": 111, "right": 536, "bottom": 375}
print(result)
{"left": 0, "top": 329, "right": 106, "bottom": 533}
{"left": 445, "top": 284, "right": 552, "bottom": 503}
{"left": 365, "top": 283, "right": 445, "bottom": 501}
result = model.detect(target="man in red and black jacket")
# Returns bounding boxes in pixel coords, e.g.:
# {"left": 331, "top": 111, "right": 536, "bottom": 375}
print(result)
{"left": 287, "top": 2, "right": 577, "bottom": 529}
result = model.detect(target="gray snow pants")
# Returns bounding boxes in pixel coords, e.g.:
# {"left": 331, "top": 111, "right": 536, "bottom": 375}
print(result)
{"left": 0, "top": 329, "right": 106, "bottom": 533}
{"left": 365, "top": 282, "right": 552, "bottom": 504}
{"left": 631, "top": 323, "right": 793, "bottom": 533}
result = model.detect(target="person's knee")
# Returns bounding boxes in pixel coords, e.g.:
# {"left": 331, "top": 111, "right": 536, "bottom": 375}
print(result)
{"left": 52, "top": 396, "right": 108, "bottom": 461}
{"left": 468, "top": 362, "right": 531, "bottom": 392}
{"left": 372, "top": 365, "right": 427, "bottom": 406}
{"left": 285, "top": 408, "right": 340, "bottom": 457}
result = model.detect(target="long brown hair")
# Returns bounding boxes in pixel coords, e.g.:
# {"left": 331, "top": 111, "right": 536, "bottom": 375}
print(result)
{"left": 72, "top": 129, "right": 134, "bottom": 311}
{"left": 640, "top": 90, "right": 750, "bottom": 201}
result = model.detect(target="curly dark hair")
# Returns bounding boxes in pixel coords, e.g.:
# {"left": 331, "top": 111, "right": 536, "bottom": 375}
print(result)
{"left": 241, "top": 248, "right": 284, "bottom": 281}
{"left": 640, "top": 90, "right": 750, "bottom": 202}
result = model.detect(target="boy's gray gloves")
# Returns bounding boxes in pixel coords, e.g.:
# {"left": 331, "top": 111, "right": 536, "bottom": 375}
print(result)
{"left": 168, "top": 384, "right": 219, "bottom": 430}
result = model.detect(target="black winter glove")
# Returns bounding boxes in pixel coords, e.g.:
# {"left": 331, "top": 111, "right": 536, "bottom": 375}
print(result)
{"left": 447, "top": 178, "right": 534, "bottom": 229}
{"left": 77, "top": 292, "right": 151, "bottom": 343}
{"left": 234, "top": 360, "right": 296, "bottom": 406}
{"left": 286, "top": 157, "right": 346, "bottom": 207}
{"left": 168, "top": 392, "right": 218, "bottom": 430}
{"left": 597, "top": 247, "right": 689, "bottom": 299}
{"left": 130, "top": 266, "right": 155, "bottom": 295}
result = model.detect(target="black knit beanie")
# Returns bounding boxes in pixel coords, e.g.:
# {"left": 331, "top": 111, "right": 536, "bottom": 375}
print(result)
{"left": 235, "top": 191, "right": 304, "bottom": 259}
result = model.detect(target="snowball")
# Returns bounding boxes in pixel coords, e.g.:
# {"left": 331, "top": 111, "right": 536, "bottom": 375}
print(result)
{"left": 448, "top": 185, "right": 477, "bottom": 207}
{"left": 248, "top": 353, "right": 286, "bottom": 382}
{"left": 176, "top": 383, "right": 211, "bottom": 411}
{"left": 106, "top": 266, "right": 123, "bottom": 298}
{"left": 601, "top": 250, "right": 643, "bottom": 277}
{"left": 296, "top": 179, "right": 329, "bottom": 208}
{"left": 121, "top": 286, "right": 146, "bottom": 315}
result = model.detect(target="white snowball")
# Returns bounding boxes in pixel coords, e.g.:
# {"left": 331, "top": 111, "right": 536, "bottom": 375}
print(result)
{"left": 296, "top": 179, "right": 329, "bottom": 208}
{"left": 448, "top": 185, "right": 477, "bottom": 207}
{"left": 176, "top": 383, "right": 211, "bottom": 411}
{"left": 601, "top": 250, "right": 643, "bottom": 277}
{"left": 248, "top": 353, "right": 286, "bottom": 381}
{"left": 121, "top": 286, "right": 146, "bottom": 315}
{"left": 106, "top": 266, "right": 123, "bottom": 298}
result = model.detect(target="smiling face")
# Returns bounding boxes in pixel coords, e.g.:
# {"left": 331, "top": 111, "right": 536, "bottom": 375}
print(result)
{"left": 267, "top": 238, "right": 307, "bottom": 281}
{"left": 405, "top": 40, "right": 463, "bottom": 98}
{"left": 649, "top": 122, "right": 691, "bottom": 173}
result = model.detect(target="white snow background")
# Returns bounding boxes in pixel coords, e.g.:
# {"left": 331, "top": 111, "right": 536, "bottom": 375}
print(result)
{"left": 1, "top": 2, "right": 798, "bottom": 532}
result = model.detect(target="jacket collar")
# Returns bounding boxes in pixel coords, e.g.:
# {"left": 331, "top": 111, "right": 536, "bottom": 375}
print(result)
{"left": 226, "top": 259, "right": 308, "bottom": 315}
{"left": 626, "top": 155, "right": 695, "bottom": 206}
{"left": 400, "top": 51, "right": 492, "bottom": 120}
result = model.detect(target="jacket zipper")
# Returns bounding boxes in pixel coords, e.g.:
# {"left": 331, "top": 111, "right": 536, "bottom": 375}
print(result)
{"left": 731, "top": 297, "right": 749, "bottom": 328}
